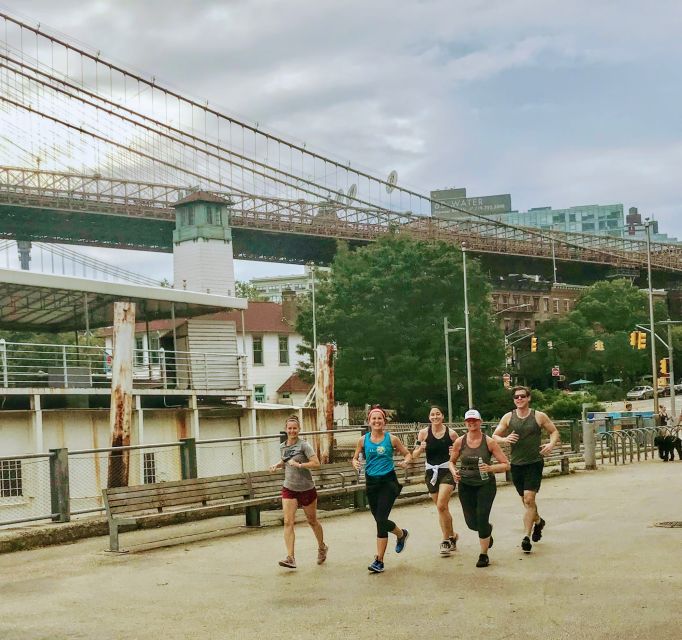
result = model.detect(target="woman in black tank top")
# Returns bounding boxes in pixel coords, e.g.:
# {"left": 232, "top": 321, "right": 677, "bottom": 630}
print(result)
{"left": 449, "top": 409, "right": 510, "bottom": 568}
{"left": 412, "top": 406, "right": 459, "bottom": 556}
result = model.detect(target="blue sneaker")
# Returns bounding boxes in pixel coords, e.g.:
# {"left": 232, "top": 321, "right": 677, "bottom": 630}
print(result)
{"left": 368, "top": 557, "right": 384, "bottom": 573}
{"left": 395, "top": 529, "right": 409, "bottom": 553}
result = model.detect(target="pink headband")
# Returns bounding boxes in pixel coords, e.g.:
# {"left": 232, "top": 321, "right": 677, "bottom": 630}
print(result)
{"left": 367, "top": 406, "right": 386, "bottom": 420}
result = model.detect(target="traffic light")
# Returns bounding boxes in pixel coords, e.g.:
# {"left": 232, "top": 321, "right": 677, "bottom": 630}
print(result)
{"left": 594, "top": 340, "right": 605, "bottom": 351}
{"left": 629, "top": 331, "right": 637, "bottom": 348}
{"left": 637, "top": 331, "right": 647, "bottom": 350}
{"left": 531, "top": 336, "right": 538, "bottom": 352}
{"left": 660, "top": 358, "right": 669, "bottom": 375}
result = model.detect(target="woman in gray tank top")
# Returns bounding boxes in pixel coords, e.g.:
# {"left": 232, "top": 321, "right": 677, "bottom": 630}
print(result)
{"left": 269, "top": 415, "right": 327, "bottom": 570}
{"left": 449, "top": 409, "right": 510, "bottom": 568}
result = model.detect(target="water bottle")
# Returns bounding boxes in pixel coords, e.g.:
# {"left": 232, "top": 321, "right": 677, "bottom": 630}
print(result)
{"left": 478, "top": 456, "right": 489, "bottom": 481}
{"left": 358, "top": 452, "right": 366, "bottom": 482}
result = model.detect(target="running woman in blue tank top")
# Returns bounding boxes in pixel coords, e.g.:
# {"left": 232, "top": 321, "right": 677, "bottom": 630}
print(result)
{"left": 352, "top": 405, "right": 413, "bottom": 573}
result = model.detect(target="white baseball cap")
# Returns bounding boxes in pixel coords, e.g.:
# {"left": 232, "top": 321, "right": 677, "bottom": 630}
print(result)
{"left": 464, "top": 409, "right": 481, "bottom": 421}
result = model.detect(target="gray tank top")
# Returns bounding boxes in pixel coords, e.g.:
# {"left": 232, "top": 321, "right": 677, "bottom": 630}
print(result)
{"left": 509, "top": 409, "right": 542, "bottom": 465}
{"left": 459, "top": 433, "right": 493, "bottom": 486}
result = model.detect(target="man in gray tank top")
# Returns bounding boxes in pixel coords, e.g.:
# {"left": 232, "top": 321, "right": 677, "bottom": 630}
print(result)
{"left": 493, "top": 385, "right": 560, "bottom": 554}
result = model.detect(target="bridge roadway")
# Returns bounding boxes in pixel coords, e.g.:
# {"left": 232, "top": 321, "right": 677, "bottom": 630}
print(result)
{"left": 3, "top": 167, "right": 682, "bottom": 285}
{"left": 0, "top": 459, "right": 679, "bottom": 640}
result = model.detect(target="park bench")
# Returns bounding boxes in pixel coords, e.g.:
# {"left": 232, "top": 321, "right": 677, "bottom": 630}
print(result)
{"left": 102, "top": 462, "right": 366, "bottom": 552}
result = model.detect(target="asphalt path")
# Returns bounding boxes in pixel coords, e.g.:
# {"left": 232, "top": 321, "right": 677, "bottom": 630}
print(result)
{"left": 0, "top": 459, "right": 680, "bottom": 640}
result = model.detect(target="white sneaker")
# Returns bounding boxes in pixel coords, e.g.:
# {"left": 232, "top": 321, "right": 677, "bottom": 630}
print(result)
{"left": 439, "top": 540, "right": 452, "bottom": 556}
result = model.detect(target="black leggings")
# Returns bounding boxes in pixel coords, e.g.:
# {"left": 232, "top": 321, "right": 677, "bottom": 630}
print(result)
{"left": 458, "top": 479, "right": 496, "bottom": 539}
{"left": 366, "top": 472, "right": 400, "bottom": 538}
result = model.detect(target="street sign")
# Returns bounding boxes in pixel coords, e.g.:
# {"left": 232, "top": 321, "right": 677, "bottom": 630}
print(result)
{"left": 502, "top": 373, "right": 511, "bottom": 388}
{"left": 551, "top": 366, "right": 560, "bottom": 377}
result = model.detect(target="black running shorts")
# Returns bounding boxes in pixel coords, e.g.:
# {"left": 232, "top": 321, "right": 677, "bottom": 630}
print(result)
{"left": 511, "top": 460, "right": 544, "bottom": 496}
{"left": 424, "top": 468, "right": 456, "bottom": 494}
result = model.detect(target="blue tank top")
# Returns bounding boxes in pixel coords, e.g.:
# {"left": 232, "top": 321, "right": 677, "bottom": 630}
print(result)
{"left": 364, "top": 432, "right": 394, "bottom": 477}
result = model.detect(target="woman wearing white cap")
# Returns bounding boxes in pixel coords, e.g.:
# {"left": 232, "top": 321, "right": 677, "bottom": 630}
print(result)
{"left": 449, "top": 409, "right": 510, "bottom": 568}
{"left": 412, "top": 406, "right": 459, "bottom": 556}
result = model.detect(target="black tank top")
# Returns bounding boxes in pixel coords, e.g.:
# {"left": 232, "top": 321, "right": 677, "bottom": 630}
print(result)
{"left": 425, "top": 425, "right": 451, "bottom": 465}
{"left": 459, "top": 433, "right": 493, "bottom": 486}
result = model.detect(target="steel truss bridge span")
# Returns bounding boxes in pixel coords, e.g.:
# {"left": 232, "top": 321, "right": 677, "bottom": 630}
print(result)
{"left": 1, "top": 166, "right": 682, "bottom": 272}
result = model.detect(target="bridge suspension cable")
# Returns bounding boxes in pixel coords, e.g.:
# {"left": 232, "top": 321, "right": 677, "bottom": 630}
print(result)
{"left": 0, "top": 10, "right": 681, "bottom": 273}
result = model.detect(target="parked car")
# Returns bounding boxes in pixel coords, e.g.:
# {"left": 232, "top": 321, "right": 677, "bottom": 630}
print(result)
{"left": 626, "top": 385, "right": 654, "bottom": 400}
{"left": 658, "top": 381, "right": 682, "bottom": 397}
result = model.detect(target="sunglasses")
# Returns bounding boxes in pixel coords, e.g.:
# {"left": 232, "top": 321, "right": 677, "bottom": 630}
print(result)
{"left": 513, "top": 394, "right": 528, "bottom": 399}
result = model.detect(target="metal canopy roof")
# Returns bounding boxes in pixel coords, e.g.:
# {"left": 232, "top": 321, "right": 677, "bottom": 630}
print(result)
{"left": 0, "top": 268, "right": 247, "bottom": 332}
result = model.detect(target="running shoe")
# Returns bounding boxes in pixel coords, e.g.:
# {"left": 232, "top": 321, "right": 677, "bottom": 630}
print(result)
{"left": 439, "top": 540, "right": 452, "bottom": 556}
{"left": 476, "top": 553, "right": 490, "bottom": 568}
{"left": 368, "top": 557, "right": 385, "bottom": 573}
{"left": 532, "top": 517, "right": 546, "bottom": 542}
{"left": 449, "top": 534, "right": 459, "bottom": 551}
{"left": 521, "top": 536, "right": 532, "bottom": 553}
{"left": 395, "top": 529, "right": 409, "bottom": 553}
{"left": 278, "top": 556, "right": 296, "bottom": 569}
{"left": 317, "top": 543, "right": 328, "bottom": 565}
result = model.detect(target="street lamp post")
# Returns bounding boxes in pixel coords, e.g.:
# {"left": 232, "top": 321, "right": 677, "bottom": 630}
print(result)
{"left": 493, "top": 303, "right": 531, "bottom": 316}
{"left": 644, "top": 220, "right": 659, "bottom": 414}
{"left": 309, "top": 265, "right": 318, "bottom": 395}
{"left": 443, "top": 317, "right": 465, "bottom": 424}
{"left": 462, "top": 245, "right": 473, "bottom": 409}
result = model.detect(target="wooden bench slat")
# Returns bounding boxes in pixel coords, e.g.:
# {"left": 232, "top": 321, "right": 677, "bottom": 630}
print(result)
{"left": 108, "top": 487, "right": 251, "bottom": 513}
{"left": 106, "top": 478, "right": 249, "bottom": 503}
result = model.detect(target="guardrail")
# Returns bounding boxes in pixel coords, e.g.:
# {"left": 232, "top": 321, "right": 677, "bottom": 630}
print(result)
{"left": 0, "top": 339, "right": 245, "bottom": 391}
{"left": 2, "top": 420, "right": 657, "bottom": 530}
{"left": 597, "top": 426, "right": 680, "bottom": 465}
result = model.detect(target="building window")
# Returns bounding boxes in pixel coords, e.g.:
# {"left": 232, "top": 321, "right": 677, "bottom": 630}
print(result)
{"left": 0, "top": 459, "right": 22, "bottom": 497}
{"left": 543, "top": 298, "right": 549, "bottom": 312}
{"left": 564, "top": 299, "right": 570, "bottom": 312}
{"left": 187, "top": 210, "right": 195, "bottom": 226}
{"left": 252, "top": 336, "right": 263, "bottom": 365}
{"left": 553, "top": 299, "right": 560, "bottom": 314}
{"left": 143, "top": 453, "right": 157, "bottom": 484}
{"left": 533, "top": 297, "right": 540, "bottom": 311}
{"left": 206, "top": 208, "right": 213, "bottom": 225}
{"left": 278, "top": 335, "right": 289, "bottom": 365}
{"left": 135, "top": 337, "right": 144, "bottom": 366}
{"left": 214, "top": 208, "right": 222, "bottom": 225}
{"left": 254, "top": 384, "right": 266, "bottom": 402}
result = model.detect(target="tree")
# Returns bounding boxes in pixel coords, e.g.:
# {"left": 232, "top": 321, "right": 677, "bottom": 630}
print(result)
{"left": 296, "top": 236, "right": 504, "bottom": 420}
{"left": 235, "top": 280, "right": 264, "bottom": 300}
{"left": 518, "top": 279, "right": 667, "bottom": 388}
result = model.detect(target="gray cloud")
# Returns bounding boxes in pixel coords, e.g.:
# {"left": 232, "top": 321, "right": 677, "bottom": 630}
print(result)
{"left": 2, "top": 0, "right": 682, "bottom": 283}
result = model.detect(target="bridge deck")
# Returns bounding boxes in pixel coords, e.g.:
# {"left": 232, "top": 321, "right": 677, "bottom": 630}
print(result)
{"left": 0, "top": 458, "right": 679, "bottom": 639}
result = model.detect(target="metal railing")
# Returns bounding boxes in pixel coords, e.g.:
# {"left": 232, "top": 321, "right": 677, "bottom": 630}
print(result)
{"left": 3, "top": 420, "right": 666, "bottom": 530}
{"left": 0, "top": 339, "right": 245, "bottom": 391}
{"left": 597, "top": 426, "right": 680, "bottom": 465}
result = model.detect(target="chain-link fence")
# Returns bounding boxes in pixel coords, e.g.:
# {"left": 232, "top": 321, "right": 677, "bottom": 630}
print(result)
{"left": 2, "top": 420, "right": 669, "bottom": 529}
{"left": 0, "top": 453, "right": 54, "bottom": 526}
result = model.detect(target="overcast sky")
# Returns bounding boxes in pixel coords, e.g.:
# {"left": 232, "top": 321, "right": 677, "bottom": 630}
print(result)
{"left": 2, "top": 0, "right": 682, "bottom": 282}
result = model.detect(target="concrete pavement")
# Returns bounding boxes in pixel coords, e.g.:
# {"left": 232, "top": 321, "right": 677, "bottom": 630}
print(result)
{"left": 0, "top": 459, "right": 680, "bottom": 640}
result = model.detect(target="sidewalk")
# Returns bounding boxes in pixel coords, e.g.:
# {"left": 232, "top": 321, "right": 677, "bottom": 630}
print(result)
{"left": 0, "top": 459, "right": 680, "bottom": 640}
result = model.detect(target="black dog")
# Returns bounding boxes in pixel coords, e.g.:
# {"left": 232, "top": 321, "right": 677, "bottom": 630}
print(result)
{"left": 654, "top": 435, "right": 682, "bottom": 461}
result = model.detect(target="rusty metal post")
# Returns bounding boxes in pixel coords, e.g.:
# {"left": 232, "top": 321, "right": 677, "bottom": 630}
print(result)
{"left": 315, "top": 344, "right": 334, "bottom": 463}
{"left": 49, "top": 448, "right": 70, "bottom": 522}
{"left": 107, "top": 301, "right": 135, "bottom": 488}
{"left": 179, "top": 438, "right": 198, "bottom": 479}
